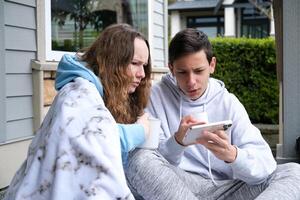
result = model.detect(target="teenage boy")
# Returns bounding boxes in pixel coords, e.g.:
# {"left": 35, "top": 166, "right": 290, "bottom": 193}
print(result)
{"left": 126, "top": 28, "right": 300, "bottom": 200}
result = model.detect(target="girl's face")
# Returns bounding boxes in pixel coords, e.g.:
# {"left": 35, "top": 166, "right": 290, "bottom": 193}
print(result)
{"left": 127, "top": 38, "right": 149, "bottom": 94}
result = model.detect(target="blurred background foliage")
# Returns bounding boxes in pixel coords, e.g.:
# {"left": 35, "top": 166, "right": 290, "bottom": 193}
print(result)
{"left": 211, "top": 37, "right": 278, "bottom": 124}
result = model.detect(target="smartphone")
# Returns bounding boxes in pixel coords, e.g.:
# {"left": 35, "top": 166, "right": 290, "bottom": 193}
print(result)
{"left": 182, "top": 120, "right": 233, "bottom": 145}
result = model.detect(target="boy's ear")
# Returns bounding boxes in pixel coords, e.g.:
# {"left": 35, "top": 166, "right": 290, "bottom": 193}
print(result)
{"left": 168, "top": 63, "right": 175, "bottom": 76}
{"left": 209, "top": 57, "right": 216, "bottom": 74}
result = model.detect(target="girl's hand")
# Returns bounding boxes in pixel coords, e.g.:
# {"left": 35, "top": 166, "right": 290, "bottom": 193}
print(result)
{"left": 136, "top": 113, "right": 150, "bottom": 138}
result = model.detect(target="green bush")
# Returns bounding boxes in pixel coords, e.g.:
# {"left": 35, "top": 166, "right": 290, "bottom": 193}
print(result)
{"left": 211, "top": 37, "right": 278, "bottom": 124}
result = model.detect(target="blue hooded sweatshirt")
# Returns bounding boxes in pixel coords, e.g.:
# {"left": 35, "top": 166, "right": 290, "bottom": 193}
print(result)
{"left": 55, "top": 54, "right": 145, "bottom": 166}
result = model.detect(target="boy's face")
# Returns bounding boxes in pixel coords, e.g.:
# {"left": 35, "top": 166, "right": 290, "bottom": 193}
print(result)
{"left": 169, "top": 50, "right": 216, "bottom": 100}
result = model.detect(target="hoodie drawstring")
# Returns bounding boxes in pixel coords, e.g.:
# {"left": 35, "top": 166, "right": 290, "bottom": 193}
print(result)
{"left": 207, "top": 150, "right": 218, "bottom": 186}
{"left": 177, "top": 81, "right": 217, "bottom": 186}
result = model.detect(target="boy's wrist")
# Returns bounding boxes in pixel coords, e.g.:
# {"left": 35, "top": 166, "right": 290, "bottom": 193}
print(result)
{"left": 174, "top": 133, "right": 185, "bottom": 146}
{"left": 225, "top": 145, "right": 238, "bottom": 163}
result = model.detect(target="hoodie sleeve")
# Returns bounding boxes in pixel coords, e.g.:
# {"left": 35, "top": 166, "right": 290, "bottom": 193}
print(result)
{"left": 118, "top": 124, "right": 145, "bottom": 165}
{"left": 226, "top": 94, "right": 277, "bottom": 185}
{"left": 145, "top": 83, "right": 186, "bottom": 166}
{"left": 157, "top": 134, "right": 186, "bottom": 166}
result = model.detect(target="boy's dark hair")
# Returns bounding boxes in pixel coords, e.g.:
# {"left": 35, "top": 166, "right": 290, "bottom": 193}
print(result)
{"left": 169, "top": 28, "right": 213, "bottom": 64}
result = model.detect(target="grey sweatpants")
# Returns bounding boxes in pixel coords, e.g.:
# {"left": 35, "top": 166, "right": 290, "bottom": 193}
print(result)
{"left": 126, "top": 149, "right": 300, "bottom": 200}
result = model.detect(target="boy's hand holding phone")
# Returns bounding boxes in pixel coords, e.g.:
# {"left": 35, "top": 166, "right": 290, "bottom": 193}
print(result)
{"left": 197, "top": 129, "right": 237, "bottom": 163}
{"left": 174, "top": 115, "right": 204, "bottom": 146}
{"left": 182, "top": 120, "right": 232, "bottom": 145}
{"left": 178, "top": 119, "right": 236, "bottom": 162}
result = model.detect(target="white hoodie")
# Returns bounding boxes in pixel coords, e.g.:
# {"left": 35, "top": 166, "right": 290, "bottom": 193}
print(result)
{"left": 146, "top": 73, "right": 276, "bottom": 185}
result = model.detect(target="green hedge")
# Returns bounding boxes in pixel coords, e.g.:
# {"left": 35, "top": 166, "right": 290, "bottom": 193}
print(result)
{"left": 211, "top": 37, "right": 278, "bottom": 124}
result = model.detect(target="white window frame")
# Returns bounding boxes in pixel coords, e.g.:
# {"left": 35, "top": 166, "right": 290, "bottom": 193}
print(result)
{"left": 44, "top": 0, "right": 153, "bottom": 61}
{"left": 45, "top": 0, "right": 73, "bottom": 61}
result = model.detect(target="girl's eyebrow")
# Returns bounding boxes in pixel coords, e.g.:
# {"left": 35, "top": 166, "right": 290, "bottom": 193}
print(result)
{"left": 132, "top": 58, "right": 148, "bottom": 65}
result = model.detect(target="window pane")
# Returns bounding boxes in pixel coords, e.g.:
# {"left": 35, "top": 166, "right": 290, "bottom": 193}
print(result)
{"left": 196, "top": 27, "right": 217, "bottom": 38}
{"left": 51, "top": 0, "right": 148, "bottom": 52}
{"left": 187, "top": 16, "right": 224, "bottom": 38}
{"left": 241, "top": 7, "right": 270, "bottom": 38}
{"left": 195, "top": 17, "right": 217, "bottom": 23}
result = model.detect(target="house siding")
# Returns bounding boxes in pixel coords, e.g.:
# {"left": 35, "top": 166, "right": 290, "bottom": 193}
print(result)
{"left": 279, "top": 0, "right": 300, "bottom": 161}
{"left": 0, "top": 0, "right": 36, "bottom": 189}
{"left": 152, "top": 0, "right": 167, "bottom": 68}
{"left": 6, "top": 0, "right": 35, "bottom": 7}
{"left": 2, "top": 0, "right": 36, "bottom": 143}
{"left": 0, "top": 0, "right": 6, "bottom": 142}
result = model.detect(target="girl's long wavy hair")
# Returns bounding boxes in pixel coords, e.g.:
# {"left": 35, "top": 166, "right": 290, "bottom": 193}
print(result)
{"left": 80, "top": 24, "right": 152, "bottom": 123}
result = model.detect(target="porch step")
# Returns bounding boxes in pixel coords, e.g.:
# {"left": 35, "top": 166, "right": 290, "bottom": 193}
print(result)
{"left": 254, "top": 124, "right": 279, "bottom": 156}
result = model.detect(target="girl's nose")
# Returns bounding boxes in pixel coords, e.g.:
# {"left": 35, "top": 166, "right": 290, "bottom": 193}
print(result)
{"left": 136, "top": 66, "right": 145, "bottom": 78}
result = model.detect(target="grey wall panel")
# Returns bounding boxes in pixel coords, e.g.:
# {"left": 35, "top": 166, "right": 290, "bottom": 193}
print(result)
{"left": 153, "top": 60, "right": 165, "bottom": 68}
{"left": 282, "top": 0, "right": 300, "bottom": 158}
{"left": 153, "top": 12, "right": 164, "bottom": 26}
{"left": 6, "top": 118, "right": 34, "bottom": 140}
{"left": 153, "top": 37, "right": 164, "bottom": 49}
{"left": 5, "top": 50, "right": 35, "bottom": 73}
{"left": 152, "top": 0, "right": 167, "bottom": 68}
{"left": 2, "top": 0, "right": 37, "bottom": 143}
{"left": 7, "top": 0, "right": 36, "bottom": 7}
{"left": 0, "top": 0, "right": 7, "bottom": 142}
{"left": 6, "top": 96, "right": 33, "bottom": 121}
{"left": 4, "top": 1, "right": 36, "bottom": 29}
{"left": 153, "top": 25, "right": 164, "bottom": 37}
{"left": 5, "top": 26, "right": 36, "bottom": 51}
{"left": 153, "top": 48, "right": 165, "bottom": 61}
{"left": 6, "top": 74, "right": 33, "bottom": 97}
{"left": 154, "top": 0, "right": 163, "bottom": 14}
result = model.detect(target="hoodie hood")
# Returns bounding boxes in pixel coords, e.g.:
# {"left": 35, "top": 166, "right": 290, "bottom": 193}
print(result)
{"left": 161, "top": 72, "right": 225, "bottom": 106}
{"left": 55, "top": 54, "right": 104, "bottom": 97}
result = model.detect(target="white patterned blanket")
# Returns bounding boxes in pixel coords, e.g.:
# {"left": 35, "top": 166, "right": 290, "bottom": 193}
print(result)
{"left": 4, "top": 77, "right": 133, "bottom": 200}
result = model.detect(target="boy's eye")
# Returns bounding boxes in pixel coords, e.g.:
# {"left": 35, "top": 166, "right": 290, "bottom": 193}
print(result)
{"left": 194, "top": 70, "right": 203, "bottom": 73}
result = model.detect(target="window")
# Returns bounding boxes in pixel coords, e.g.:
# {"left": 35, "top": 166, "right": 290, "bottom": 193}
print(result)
{"left": 187, "top": 16, "right": 224, "bottom": 38}
{"left": 241, "top": 7, "right": 270, "bottom": 38}
{"left": 46, "top": 0, "right": 148, "bottom": 61}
